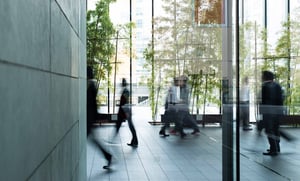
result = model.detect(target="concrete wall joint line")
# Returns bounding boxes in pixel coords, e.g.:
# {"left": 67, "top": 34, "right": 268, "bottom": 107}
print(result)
{"left": 25, "top": 120, "right": 80, "bottom": 180}
{"left": 0, "top": 58, "right": 79, "bottom": 79}
{"left": 54, "top": 0, "right": 80, "bottom": 38}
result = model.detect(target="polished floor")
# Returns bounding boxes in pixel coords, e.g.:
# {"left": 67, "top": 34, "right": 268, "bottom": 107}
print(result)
{"left": 87, "top": 107, "right": 300, "bottom": 181}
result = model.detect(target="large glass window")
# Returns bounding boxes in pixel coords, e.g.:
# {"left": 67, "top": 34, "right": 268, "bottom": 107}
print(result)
{"left": 87, "top": 0, "right": 300, "bottom": 180}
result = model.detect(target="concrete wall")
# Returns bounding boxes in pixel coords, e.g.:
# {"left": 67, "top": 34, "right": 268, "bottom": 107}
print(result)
{"left": 0, "top": 0, "right": 86, "bottom": 180}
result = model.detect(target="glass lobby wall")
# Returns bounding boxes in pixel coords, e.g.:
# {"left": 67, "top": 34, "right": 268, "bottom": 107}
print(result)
{"left": 89, "top": 0, "right": 300, "bottom": 180}
{"left": 153, "top": 0, "right": 228, "bottom": 180}
{"left": 110, "top": 0, "right": 232, "bottom": 180}
{"left": 238, "top": 0, "right": 300, "bottom": 180}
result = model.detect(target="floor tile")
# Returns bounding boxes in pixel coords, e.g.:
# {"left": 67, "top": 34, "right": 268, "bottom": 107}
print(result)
{"left": 87, "top": 106, "right": 300, "bottom": 181}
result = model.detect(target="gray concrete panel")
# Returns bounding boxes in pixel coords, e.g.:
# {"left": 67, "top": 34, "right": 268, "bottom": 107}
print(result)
{"left": 0, "top": 0, "right": 50, "bottom": 70}
{"left": 72, "top": 148, "right": 87, "bottom": 181}
{"left": 78, "top": 27, "right": 87, "bottom": 180}
{"left": 51, "top": 2, "right": 79, "bottom": 77}
{"left": 71, "top": 37, "right": 80, "bottom": 77}
{"left": 50, "top": 125, "right": 79, "bottom": 181}
{"left": 28, "top": 156, "right": 53, "bottom": 181}
{"left": 50, "top": 74, "right": 79, "bottom": 142}
{"left": 78, "top": 77, "right": 87, "bottom": 151}
{"left": 56, "top": 0, "right": 80, "bottom": 34}
{"left": 79, "top": 0, "right": 87, "bottom": 44}
{"left": 0, "top": 65, "right": 52, "bottom": 181}
{"left": 28, "top": 105, "right": 80, "bottom": 181}
{"left": 79, "top": 42, "right": 87, "bottom": 78}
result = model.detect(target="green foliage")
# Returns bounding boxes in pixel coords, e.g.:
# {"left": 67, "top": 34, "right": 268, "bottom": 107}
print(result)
{"left": 275, "top": 20, "right": 291, "bottom": 57}
{"left": 239, "top": 22, "right": 256, "bottom": 77}
{"left": 249, "top": 12, "right": 300, "bottom": 114}
{"left": 143, "top": 44, "right": 156, "bottom": 120}
{"left": 289, "top": 84, "right": 300, "bottom": 114}
{"left": 274, "top": 16, "right": 300, "bottom": 113}
{"left": 260, "top": 29, "right": 269, "bottom": 58}
{"left": 87, "top": 0, "right": 116, "bottom": 86}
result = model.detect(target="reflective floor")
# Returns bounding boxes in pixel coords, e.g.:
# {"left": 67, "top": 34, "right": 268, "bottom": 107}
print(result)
{"left": 87, "top": 106, "right": 300, "bottom": 181}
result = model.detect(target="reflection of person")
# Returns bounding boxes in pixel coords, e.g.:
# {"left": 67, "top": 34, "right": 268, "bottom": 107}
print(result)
{"left": 116, "top": 78, "right": 138, "bottom": 147}
{"left": 159, "top": 79, "right": 177, "bottom": 137}
{"left": 160, "top": 76, "right": 200, "bottom": 138}
{"left": 240, "top": 77, "right": 252, "bottom": 131}
{"left": 87, "top": 67, "right": 112, "bottom": 169}
{"left": 259, "top": 71, "right": 283, "bottom": 156}
{"left": 160, "top": 77, "right": 187, "bottom": 138}
{"left": 179, "top": 76, "right": 200, "bottom": 135}
{"left": 159, "top": 97, "right": 171, "bottom": 136}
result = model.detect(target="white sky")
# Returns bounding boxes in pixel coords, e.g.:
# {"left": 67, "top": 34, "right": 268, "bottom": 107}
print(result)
{"left": 87, "top": 0, "right": 98, "bottom": 10}
{"left": 87, "top": 0, "right": 134, "bottom": 24}
{"left": 87, "top": 0, "right": 163, "bottom": 19}
{"left": 109, "top": 0, "right": 130, "bottom": 25}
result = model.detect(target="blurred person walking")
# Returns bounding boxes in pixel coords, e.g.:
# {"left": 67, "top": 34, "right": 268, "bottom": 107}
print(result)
{"left": 179, "top": 75, "right": 200, "bottom": 135}
{"left": 258, "top": 71, "right": 283, "bottom": 156}
{"left": 159, "top": 78, "right": 178, "bottom": 137}
{"left": 115, "top": 78, "right": 138, "bottom": 147}
{"left": 159, "top": 77, "right": 189, "bottom": 138}
{"left": 87, "top": 67, "right": 112, "bottom": 169}
{"left": 240, "top": 76, "right": 252, "bottom": 131}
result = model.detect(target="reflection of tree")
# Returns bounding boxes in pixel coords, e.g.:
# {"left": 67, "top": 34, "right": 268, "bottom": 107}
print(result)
{"left": 196, "top": 0, "right": 223, "bottom": 24}
{"left": 144, "top": 0, "right": 223, "bottom": 120}
{"left": 240, "top": 15, "right": 300, "bottom": 115}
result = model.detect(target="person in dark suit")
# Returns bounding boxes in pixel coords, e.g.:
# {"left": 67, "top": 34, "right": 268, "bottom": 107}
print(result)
{"left": 115, "top": 78, "right": 138, "bottom": 147}
{"left": 87, "top": 66, "right": 112, "bottom": 169}
{"left": 259, "top": 70, "right": 284, "bottom": 156}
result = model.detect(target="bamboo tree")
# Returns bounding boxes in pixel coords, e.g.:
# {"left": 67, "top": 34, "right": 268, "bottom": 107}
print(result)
{"left": 87, "top": 0, "right": 116, "bottom": 88}
{"left": 143, "top": 0, "right": 223, "bottom": 118}
{"left": 275, "top": 12, "right": 300, "bottom": 114}
{"left": 143, "top": 44, "right": 156, "bottom": 120}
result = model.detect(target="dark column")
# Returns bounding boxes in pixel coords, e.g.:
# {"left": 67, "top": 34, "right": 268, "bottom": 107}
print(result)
{"left": 222, "top": 0, "right": 234, "bottom": 180}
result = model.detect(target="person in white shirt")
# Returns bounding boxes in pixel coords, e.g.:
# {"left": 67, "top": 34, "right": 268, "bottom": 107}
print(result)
{"left": 240, "top": 76, "right": 252, "bottom": 130}
{"left": 159, "top": 77, "right": 187, "bottom": 138}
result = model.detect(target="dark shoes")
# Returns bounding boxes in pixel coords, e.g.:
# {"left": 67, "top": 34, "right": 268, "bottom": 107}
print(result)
{"left": 263, "top": 148, "right": 279, "bottom": 156}
{"left": 159, "top": 130, "right": 170, "bottom": 137}
{"left": 103, "top": 165, "right": 110, "bottom": 169}
{"left": 103, "top": 155, "right": 112, "bottom": 169}
{"left": 263, "top": 151, "right": 278, "bottom": 156}
{"left": 127, "top": 143, "right": 138, "bottom": 147}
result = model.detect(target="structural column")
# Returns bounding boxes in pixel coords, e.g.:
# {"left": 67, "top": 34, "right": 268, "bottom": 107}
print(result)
{"left": 222, "top": 0, "right": 234, "bottom": 180}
